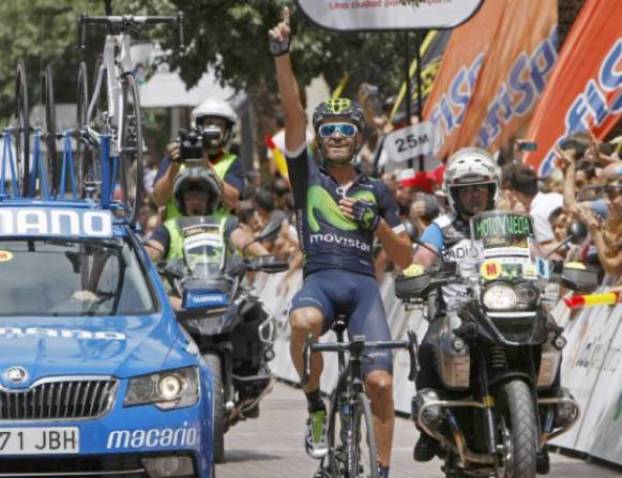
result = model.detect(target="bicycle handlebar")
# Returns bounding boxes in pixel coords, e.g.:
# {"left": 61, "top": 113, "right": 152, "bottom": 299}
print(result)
{"left": 79, "top": 12, "right": 185, "bottom": 50}
{"left": 301, "top": 330, "right": 419, "bottom": 386}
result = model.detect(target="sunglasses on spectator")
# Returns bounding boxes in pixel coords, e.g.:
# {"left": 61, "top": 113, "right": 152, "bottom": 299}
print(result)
{"left": 318, "top": 123, "right": 358, "bottom": 138}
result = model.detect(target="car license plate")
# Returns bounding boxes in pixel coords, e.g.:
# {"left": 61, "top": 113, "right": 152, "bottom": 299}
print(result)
{"left": 0, "top": 427, "right": 79, "bottom": 454}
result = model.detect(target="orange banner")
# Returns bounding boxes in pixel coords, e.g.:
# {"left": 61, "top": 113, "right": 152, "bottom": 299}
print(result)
{"left": 454, "top": 1, "right": 557, "bottom": 154}
{"left": 424, "top": 0, "right": 557, "bottom": 161}
{"left": 423, "top": 0, "right": 504, "bottom": 160}
{"left": 523, "top": 0, "right": 622, "bottom": 176}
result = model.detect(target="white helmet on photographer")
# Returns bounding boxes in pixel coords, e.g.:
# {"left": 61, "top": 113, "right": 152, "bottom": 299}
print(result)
{"left": 443, "top": 147, "right": 501, "bottom": 216}
{"left": 191, "top": 98, "right": 237, "bottom": 151}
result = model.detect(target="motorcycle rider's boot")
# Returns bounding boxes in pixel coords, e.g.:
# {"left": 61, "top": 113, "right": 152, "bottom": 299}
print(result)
{"left": 414, "top": 433, "right": 439, "bottom": 462}
{"left": 536, "top": 446, "right": 551, "bottom": 475}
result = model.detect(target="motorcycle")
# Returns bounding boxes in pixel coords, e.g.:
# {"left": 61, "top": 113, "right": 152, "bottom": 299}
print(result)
{"left": 395, "top": 211, "right": 598, "bottom": 478}
{"left": 159, "top": 218, "right": 287, "bottom": 463}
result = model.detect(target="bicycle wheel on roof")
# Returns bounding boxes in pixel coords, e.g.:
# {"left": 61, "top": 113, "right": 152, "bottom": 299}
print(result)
{"left": 118, "top": 73, "right": 143, "bottom": 226}
{"left": 76, "top": 61, "right": 95, "bottom": 197}
{"left": 14, "top": 60, "right": 30, "bottom": 197}
{"left": 41, "top": 65, "right": 58, "bottom": 196}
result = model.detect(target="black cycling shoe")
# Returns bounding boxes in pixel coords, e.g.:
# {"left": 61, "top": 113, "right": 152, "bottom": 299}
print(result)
{"left": 536, "top": 447, "right": 551, "bottom": 475}
{"left": 414, "top": 434, "right": 439, "bottom": 462}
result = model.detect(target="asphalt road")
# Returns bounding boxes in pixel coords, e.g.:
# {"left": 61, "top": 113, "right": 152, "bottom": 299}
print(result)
{"left": 216, "top": 382, "right": 620, "bottom": 478}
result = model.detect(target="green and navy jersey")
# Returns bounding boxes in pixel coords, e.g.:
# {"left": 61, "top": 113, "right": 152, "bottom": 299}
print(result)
{"left": 286, "top": 144, "right": 404, "bottom": 277}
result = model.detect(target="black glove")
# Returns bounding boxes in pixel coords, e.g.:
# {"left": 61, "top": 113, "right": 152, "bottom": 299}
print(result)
{"left": 352, "top": 200, "right": 380, "bottom": 232}
{"left": 269, "top": 36, "right": 291, "bottom": 57}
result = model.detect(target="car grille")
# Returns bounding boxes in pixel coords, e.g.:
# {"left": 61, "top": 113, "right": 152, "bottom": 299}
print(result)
{"left": 0, "top": 454, "right": 148, "bottom": 477}
{"left": 0, "top": 378, "right": 117, "bottom": 420}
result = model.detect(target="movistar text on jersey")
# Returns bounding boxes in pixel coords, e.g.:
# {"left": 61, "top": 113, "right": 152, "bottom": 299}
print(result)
{"left": 310, "top": 233, "right": 371, "bottom": 252}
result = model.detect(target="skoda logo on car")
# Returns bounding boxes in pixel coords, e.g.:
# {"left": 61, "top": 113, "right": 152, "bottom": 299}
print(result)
{"left": 4, "top": 366, "right": 28, "bottom": 384}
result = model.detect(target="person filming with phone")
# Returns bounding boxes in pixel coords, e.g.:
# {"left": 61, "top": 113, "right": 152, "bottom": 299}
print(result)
{"left": 153, "top": 97, "right": 245, "bottom": 219}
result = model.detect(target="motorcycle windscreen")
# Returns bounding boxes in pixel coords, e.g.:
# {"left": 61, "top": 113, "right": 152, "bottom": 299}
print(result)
{"left": 470, "top": 211, "right": 539, "bottom": 281}
{"left": 181, "top": 223, "right": 226, "bottom": 277}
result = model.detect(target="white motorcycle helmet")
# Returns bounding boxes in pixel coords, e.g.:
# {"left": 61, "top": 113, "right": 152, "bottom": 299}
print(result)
{"left": 191, "top": 98, "right": 237, "bottom": 150}
{"left": 443, "top": 147, "right": 501, "bottom": 215}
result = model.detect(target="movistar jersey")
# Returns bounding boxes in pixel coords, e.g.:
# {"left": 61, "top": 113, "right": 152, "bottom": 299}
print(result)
{"left": 286, "top": 144, "right": 404, "bottom": 277}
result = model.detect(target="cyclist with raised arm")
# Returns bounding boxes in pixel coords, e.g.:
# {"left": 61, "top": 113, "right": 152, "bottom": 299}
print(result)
{"left": 269, "top": 9, "right": 412, "bottom": 478}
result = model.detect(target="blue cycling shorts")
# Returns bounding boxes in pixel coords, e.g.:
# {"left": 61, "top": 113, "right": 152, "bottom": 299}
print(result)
{"left": 290, "top": 269, "right": 393, "bottom": 375}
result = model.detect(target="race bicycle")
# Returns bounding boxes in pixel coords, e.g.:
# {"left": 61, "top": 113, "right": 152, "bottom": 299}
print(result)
{"left": 76, "top": 1, "right": 183, "bottom": 224}
{"left": 302, "top": 317, "right": 418, "bottom": 478}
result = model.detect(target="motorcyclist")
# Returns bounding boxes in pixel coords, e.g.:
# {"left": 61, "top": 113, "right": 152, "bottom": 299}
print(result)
{"left": 152, "top": 98, "right": 245, "bottom": 219}
{"left": 410, "top": 147, "right": 502, "bottom": 461}
{"left": 146, "top": 167, "right": 267, "bottom": 279}
{"left": 269, "top": 9, "right": 413, "bottom": 478}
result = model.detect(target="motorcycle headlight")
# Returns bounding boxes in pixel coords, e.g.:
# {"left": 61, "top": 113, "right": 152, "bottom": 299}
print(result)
{"left": 482, "top": 284, "right": 517, "bottom": 311}
{"left": 124, "top": 367, "right": 199, "bottom": 410}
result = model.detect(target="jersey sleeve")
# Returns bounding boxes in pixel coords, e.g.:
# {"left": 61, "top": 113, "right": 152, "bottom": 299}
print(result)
{"left": 223, "top": 158, "right": 245, "bottom": 194}
{"left": 224, "top": 216, "right": 240, "bottom": 243}
{"left": 285, "top": 145, "right": 318, "bottom": 211}
{"left": 149, "top": 225, "right": 171, "bottom": 258}
{"left": 420, "top": 223, "right": 443, "bottom": 251}
{"left": 376, "top": 180, "right": 405, "bottom": 233}
{"left": 153, "top": 155, "right": 173, "bottom": 186}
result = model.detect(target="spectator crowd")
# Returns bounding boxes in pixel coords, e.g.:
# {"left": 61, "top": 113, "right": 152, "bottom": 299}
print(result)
{"left": 134, "top": 87, "right": 622, "bottom": 300}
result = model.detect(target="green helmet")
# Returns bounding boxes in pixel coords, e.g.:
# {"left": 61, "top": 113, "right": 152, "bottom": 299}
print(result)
{"left": 312, "top": 98, "right": 365, "bottom": 133}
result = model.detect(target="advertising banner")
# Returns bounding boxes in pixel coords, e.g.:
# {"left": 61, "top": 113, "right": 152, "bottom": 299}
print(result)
{"left": 453, "top": 1, "right": 557, "bottom": 154}
{"left": 422, "top": 0, "right": 505, "bottom": 160}
{"left": 523, "top": 0, "right": 622, "bottom": 176}
{"left": 296, "top": 0, "right": 482, "bottom": 31}
{"left": 424, "top": 0, "right": 557, "bottom": 160}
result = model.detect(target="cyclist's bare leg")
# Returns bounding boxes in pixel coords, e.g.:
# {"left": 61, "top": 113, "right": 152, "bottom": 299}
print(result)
{"left": 365, "top": 370, "right": 394, "bottom": 468}
{"left": 289, "top": 306, "right": 324, "bottom": 392}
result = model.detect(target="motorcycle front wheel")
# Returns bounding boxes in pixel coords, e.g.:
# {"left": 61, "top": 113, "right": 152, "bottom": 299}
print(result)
{"left": 497, "top": 380, "right": 538, "bottom": 478}
{"left": 204, "top": 352, "right": 226, "bottom": 463}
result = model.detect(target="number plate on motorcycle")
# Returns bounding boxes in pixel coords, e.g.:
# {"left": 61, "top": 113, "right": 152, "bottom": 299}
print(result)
{"left": 0, "top": 427, "right": 79, "bottom": 454}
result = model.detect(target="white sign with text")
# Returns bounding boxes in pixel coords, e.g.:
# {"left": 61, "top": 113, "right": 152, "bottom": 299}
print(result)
{"left": 297, "top": 0, "right": 482, "bottom": 31}
{"left": 383, "top": 122, "right": 435, "bottom": 164}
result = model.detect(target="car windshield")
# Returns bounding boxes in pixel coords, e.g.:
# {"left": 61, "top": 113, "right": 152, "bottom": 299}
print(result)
{"left": 0, "top": 239, "right": 155, "bottom": 316}
{"left": 182, "top": 222, "right": 227, "bottom": 277}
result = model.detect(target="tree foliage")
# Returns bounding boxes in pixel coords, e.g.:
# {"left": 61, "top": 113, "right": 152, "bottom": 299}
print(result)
{"left": 167, "top": 0, "right": 408, "bottom": 100}
{"left": 0, "top": 0, "right": 418, "bottom": 125}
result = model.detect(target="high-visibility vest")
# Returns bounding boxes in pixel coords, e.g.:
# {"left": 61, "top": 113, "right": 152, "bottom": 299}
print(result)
{"left": 163, "top": 214, "right": 228, "bottom": 261}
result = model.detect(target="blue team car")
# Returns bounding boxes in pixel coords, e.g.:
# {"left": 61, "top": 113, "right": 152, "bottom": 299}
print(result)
{"left": 0, "top": 201, "right": 214, "bottom": 477}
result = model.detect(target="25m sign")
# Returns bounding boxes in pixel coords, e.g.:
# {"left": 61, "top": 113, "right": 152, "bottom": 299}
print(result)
{"left": 383, "top": 122, "right": 434, "bottom": 164}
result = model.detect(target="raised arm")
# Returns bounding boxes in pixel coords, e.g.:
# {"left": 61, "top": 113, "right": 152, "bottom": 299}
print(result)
{"left": 269, "top": 8, "right": 306, "bottom": 152}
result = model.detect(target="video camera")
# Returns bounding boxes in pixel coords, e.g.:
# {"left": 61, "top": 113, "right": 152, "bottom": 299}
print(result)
{"left": 178, "top": 126, "right": 222, "bottom": 161}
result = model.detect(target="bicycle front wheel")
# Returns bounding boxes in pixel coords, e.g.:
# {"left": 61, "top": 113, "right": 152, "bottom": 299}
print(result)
{"left": 328, "top": 393, "right": 379, "bottom": 478}
{"left": 348, "top": 394, "right": 379, "bottom": 478}
{"left": 118, "top": 73, "right": 143, "bottom": 226}
{"left": 14, "top": 60, "right": 30, "bottom": 196}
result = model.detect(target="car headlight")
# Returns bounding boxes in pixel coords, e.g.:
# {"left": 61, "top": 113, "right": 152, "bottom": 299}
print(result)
{"left": 482, "top": 284, "right": 518, "bottom": 310}
{"left": 124, "top": 366, "right": 199, "bottom": 410}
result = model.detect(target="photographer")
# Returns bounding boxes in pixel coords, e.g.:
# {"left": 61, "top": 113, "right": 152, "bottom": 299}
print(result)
{"left": 153, "top": 97, "right": 245, "bottom": 219}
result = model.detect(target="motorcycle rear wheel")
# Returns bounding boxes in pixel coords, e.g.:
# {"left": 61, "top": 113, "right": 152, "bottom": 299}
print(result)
{"left": 204, "top": 353, "right": 226, "bottom": 464}
{"left": 498, "top": 380, "right": 537, "bottom": 478}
